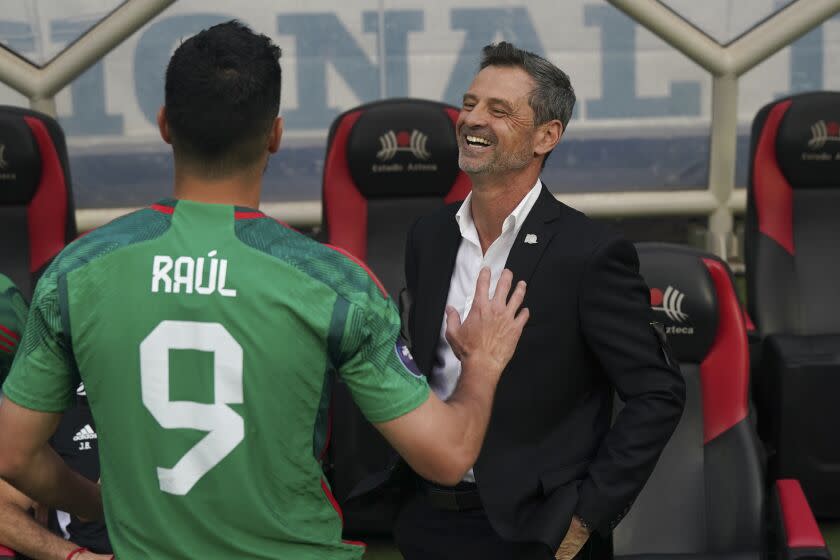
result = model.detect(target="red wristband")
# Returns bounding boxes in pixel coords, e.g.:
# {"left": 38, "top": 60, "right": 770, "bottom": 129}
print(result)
{"left": 66, "top": 547, "right": 88, "bottom": 560}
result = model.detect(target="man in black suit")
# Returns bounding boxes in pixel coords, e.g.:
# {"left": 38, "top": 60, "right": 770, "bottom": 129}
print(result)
{"left": 394, "top": 42, "right": 686, "bottom": 560}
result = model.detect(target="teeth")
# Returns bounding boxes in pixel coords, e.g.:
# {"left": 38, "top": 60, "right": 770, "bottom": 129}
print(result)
{"left": 466, "top": 135, "right": 491, "bottom": 146}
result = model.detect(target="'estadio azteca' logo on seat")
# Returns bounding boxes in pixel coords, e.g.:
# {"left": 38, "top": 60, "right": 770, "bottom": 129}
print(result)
{"left": 807, "top": 120, "right": 840, "bottom": 150}
{"left": 650, "top": 286, "right": 689, "bottom": 322}
{"left": 376, "top": 129, "right": 431, "bottom": 161}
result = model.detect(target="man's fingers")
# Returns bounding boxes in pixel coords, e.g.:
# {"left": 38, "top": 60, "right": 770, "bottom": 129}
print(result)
{"left": 474, "top": 267, "right": 492, "bottom": 305}
{"left": 444, "top": 305, "right": 462, "bottom": 334}
{"left": 506, "top": 280, "right": 527, "bottom": 315}
{"left": 444, "top": 305, "right": 464, "bottom": 357}
{"left": 493, "top": 269, "right": 513, "bottom": 305}
{"left": 514, "top": 307, "right": 530, "bottom": 330}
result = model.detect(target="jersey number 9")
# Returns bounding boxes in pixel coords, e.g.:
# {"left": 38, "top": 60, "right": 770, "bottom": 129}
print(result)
{"left": 140, "top": 320, "right": 244, "bottom": 495}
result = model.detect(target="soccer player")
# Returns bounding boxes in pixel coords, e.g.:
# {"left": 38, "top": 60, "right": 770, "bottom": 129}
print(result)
{"left": 0, "top": 21, "right": 528, "bottom": 559}
{"left": 0, "top": 275, "right": 110, "bottom": 560}
{"left": 0, "top": 274, "right": 26, "bottom": 379}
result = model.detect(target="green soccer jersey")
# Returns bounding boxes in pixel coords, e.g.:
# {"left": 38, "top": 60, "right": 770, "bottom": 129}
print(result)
{"left": 0, "top": 274, "right": 28, "bottom": 381}
{"left": 3, "top": 199, "right": 430, "bottom": 559}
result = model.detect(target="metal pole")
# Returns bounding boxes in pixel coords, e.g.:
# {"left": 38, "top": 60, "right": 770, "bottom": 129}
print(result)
{"left": 29, "top": 96, "right": 57, "bottom": 117}
{"left": 607, "top": 0, "right": 728, "bottom": 75}
{"left": 730, "top": 0, "right": 840, "bottom": 76}
{"left": 706, "top": 74, "right": 739, "bottom": 257}
{"left": 0, "top": 48, "right": 39, "bottom": 97}
{"left": 36, "top": 0, "right": 176, "bottom": 98}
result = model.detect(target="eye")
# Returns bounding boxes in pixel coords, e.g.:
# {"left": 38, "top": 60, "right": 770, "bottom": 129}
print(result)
{"left": 462, "top": 101, "right": 475, "bottom": 110}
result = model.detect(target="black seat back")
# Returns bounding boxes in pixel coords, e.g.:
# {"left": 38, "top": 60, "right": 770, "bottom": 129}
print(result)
{"left": 745, "top": 92, "right": 840, "bottom": 517}
{"left": 615, "top": 243, "right": 764, "bottom": 556}
{"left": 321, "top": 99, "right": 470, "bottom": 536}
{"left": 0, "top": 106, "right": 76, "bottom": 298}
{"left": 746, "top": 91, "right": 840, "bottom": 336}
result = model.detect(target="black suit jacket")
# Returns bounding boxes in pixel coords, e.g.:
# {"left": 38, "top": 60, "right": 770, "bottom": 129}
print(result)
{"left": 404, "top": 186, "right": 686, "bottom": 551}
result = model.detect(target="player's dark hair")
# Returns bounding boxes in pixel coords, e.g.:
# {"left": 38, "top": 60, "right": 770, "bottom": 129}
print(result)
{"left": 165, "top": 20, "right": 282, "bottom": 177}
{"left": 480, "top": 41, "right": 574, "bottom": 167}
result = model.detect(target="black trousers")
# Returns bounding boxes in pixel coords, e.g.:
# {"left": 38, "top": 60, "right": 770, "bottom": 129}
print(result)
{"left": 394, "top": 492, "right": 558, "bottom": 560}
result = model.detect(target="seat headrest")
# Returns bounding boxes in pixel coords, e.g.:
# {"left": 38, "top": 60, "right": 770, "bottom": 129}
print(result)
{"left": 0, "top": 112, "right": 42, "bottom": 205}
{"left": 344, "top": 99, "right": 461, "bottom": 198}
{"left": 773, "top": 91, "right": 840, "bottom": 190}
{"left": 636, "top": 243, "right": 720, "bottom": 363}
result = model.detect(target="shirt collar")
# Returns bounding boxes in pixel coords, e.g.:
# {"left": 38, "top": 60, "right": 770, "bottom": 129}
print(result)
{"left": 455, "top": 178, "right": 543, "bottom": 242}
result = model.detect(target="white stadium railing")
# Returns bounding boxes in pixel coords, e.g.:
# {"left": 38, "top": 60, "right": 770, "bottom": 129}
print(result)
{"left": 607, "top": 0, "right": 840, "bottom": 256}
{"left": 0, "top": 0, "right": 838, "bottom": 258}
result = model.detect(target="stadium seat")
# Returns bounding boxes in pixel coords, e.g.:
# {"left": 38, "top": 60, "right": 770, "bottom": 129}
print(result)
{"left": 613, "top": 243, "right": 830, "bottom": 560}
{"left": 322, "top": 98, "right": 470, "bottom": 297}
{"left": 321, "top": 98, "right": 470, "bottom": 536}
{"left": 745, "top": 91, "right": 840, "bottom": 518}
{"left": 0, "top": 106, "right": 76, "bottom": 299}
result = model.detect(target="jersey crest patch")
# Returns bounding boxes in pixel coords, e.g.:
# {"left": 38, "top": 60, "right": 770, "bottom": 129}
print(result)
{"left": 395, "top": 339, "right": 423, "bottom": 379}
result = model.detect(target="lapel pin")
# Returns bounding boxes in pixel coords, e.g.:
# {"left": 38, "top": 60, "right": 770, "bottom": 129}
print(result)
{"left": 524, "top": 234, "right": 538, "bottom": 245}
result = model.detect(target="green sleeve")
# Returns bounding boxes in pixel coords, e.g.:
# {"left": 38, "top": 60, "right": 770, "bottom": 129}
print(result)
{"left": 338, "top": 293, "right": 429, "bottom": 423}
{"left": 2, "top": 274, "right": 77, "bottom": 412}
{"left": 0, "top": 275, "right": 29, "bottom": 381}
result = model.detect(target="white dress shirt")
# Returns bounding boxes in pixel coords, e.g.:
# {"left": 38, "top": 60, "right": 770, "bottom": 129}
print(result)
{"left": 430, "top": 179, "right": 543, "bottom": 482}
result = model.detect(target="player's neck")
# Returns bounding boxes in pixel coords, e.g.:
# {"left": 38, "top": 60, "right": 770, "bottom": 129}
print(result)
{"left": 173, "top": 168, "right": 262, "bottom": 210}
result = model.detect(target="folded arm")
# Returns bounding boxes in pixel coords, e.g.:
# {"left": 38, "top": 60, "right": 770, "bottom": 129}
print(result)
{"left": 574, "top": 237, "right": 686, "bottom": 535}
{"left": 0, "top": 477, "right": 99, "bottom": 560}
{"left": 0, "top": 399, "right": 103, "bottom": 523}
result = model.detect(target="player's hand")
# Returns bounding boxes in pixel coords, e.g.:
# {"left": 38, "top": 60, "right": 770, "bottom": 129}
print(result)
{"left": 445, "top": 268, "right": 528, "bottom": 379}
{"left": 554, "top": 515, "right": 590, "bottom": 560}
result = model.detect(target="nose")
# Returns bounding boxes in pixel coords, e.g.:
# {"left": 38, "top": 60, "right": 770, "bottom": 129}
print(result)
{"left": 459, "top": 102, "right": 487, "bottom": 130}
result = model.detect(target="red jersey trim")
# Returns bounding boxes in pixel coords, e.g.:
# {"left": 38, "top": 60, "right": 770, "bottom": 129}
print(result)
{"left": 321, "top": 478, "right": 343, "bottom": 523}
{"left": 150, "top": 203, "right": 175, "bottom": 215}
{"left": 0, "top": 325, "right": 20, "bottom": 341}
{"left": 320, "top": 478, "right": 367, "bottom": 549}
{"left": 234, "top": 211, "right": 265, "bottom": 220}
{"left": 0, "top": 334, "right": 16, "bottom": 351}
{"left": 231, "top": 211, "right": 298, "bottom": 233}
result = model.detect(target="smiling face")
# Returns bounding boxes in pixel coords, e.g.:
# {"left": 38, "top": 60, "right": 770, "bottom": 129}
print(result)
{"left": 457, "top": 65, "right": 539, "bottom": 178}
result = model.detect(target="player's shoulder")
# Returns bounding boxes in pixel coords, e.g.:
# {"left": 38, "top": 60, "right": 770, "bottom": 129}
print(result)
{"left": 0, "top": 273, "right": 26, "bottom": 322}
{"left": 0, "top": 274, "right": 26, "bottom": 309}
{"left": 48, "top": 205, "right": 171, "bottom": 280}
{"left": 318, "top": 243, "right": 389, "bottom": 305}
{"left": 236, "top": 215, "right": 389, "bottom": 306}
{"left": 0, "top": 274, "right": 18, "bottom": 296}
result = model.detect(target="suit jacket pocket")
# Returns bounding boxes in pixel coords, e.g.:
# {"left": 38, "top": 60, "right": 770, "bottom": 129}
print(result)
{"left": 539, "top": 459, "right": 591, "bottom": 494}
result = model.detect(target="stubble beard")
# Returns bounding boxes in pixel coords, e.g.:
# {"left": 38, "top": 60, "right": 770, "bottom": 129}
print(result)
{"left": 458, "top": 140, "right": 534, "bottom": 177}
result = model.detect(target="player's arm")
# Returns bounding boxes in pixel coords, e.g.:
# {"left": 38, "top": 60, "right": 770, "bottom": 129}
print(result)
{"left": 375, "top": 268, "right": 528, "bottom": 485}
{"left": 0, "top": 477, "right": 101, "bottom": 560}
{"left": 0, "top": 399, "right": 102, "bottom": 523}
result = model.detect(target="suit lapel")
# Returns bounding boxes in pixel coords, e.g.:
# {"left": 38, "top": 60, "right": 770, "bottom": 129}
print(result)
{"left": 504, "top": 185, "right": 565, "bottom": 287}
{"left": 414, "top": 207, "right": 461, "bottom": 373}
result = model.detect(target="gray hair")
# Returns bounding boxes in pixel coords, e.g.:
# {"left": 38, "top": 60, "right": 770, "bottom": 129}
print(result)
{"left": 480, "top": 42, "right": 575, "bottom": 130}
